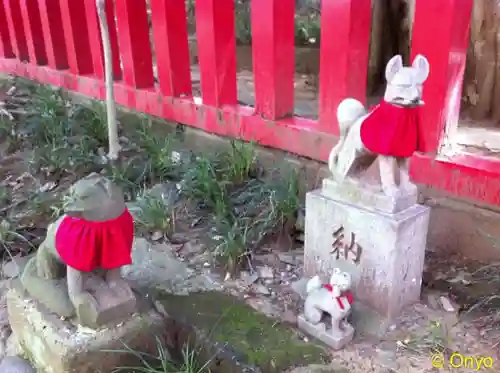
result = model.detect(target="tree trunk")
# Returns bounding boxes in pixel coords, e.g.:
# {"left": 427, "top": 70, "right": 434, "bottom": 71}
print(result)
{"left": 367, "top": 0, "right": 412, "bottom": 96}
{"left": 462, "top": 0, "right": 499, "bottom": 121}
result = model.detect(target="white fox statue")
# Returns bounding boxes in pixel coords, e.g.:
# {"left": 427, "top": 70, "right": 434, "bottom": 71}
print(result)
{"left": 328, "top": 54, "right": 430, "bottom": 196}
{"left": 302, "top": 269, "right": 354, "bottom": 343}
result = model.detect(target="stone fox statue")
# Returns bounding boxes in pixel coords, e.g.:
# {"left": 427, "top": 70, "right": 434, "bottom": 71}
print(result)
{"left": 21, "top": 174, "right": 137, "bottom": 328}
{"left": 303, "top": 269, "right": 354, "bottom": 338}
{"left": 328, "top": 54, "right": 430, "bottom": 195}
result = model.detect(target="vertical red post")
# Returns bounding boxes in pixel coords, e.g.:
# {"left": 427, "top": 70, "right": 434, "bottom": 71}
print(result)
{"left": 0, "top": 1, "right": 14, "bottom": 58}
{"left": 84, "top": 0, "right": 122, "bottom": 80}
{"left": 150, "top": 0, "right": 192, "bottom": 97}
{"left": 251, "top": 0, "right": 295, "bottom": 120}
{"left": 195, "top": 0, "right": 237, "bottom": 107}
{"left": 37, "top": 0, "right": 68, "bottom": 69}
{"left": 59, "top": 0, "right": 93, "bottom": 74}
{"left": 20, "top": 0, "right": 48, "bottom": 65}
{"left": 114, "top": 0, "right": 155, "bottom": 89}
{"left": 318, "top": 0, "right": 371, "bottom": 134}
{"left": 3, "top": 0, "right": 29, "bottom": 61}
{"left": 411, "top": 0, "right": 473, "bottom": 154}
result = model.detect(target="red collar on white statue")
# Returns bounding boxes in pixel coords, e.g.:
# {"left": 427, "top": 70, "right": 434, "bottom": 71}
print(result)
{"left": 360, "top": 99, "right": 421, "bottom": 158}
{"left": 323, "top": 284, "right": 354, "bottom": 309}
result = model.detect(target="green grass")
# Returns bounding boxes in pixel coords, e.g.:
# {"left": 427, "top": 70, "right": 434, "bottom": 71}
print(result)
{"left": 0, "top": 186, "right": 10, "bottom": 206}
{"left": 0, "top": 116, "right": 22, "bottom": 152}
{"left": 0, "top": 77, "right": 304, "bottom": 276}
{"left": 132, "top": 187, "right": 179, "bottom": 238}
{"left": 0, "top": 219, "right": 35, "bottom": 260}
{"left": 218, "top": 140, "right": 256, "bottom": 185}
{"left": 179, "top": 155, "right": 231, "bottom": 221}
{"left": 70, "top": 102, "right": 109, "bottom": 148}
{"left": 110, "top": 338, "right": 213, "bottom": 373}
{"left": 210, "top": 219, "right": 253, "bottom": 273}
{"left": 102, "top": 158, "right": 149, "bottom": 201}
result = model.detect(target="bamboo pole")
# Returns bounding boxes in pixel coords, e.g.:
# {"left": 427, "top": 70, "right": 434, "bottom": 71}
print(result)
{"left": 96, "top": 0, "right": 120, "bottom": 160}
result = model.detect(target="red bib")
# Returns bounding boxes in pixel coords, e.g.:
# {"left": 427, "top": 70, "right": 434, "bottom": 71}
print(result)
{"left": 360, "top": 100, "right": 421, "bottom": 158}
{"left": 323, "top": 284, "right": 354, "bottom": 310}
{"left": 55, "top": 208, "right": 134, "bottom": 272}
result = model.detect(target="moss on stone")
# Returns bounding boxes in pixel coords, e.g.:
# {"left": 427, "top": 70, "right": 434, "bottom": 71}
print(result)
{"left": 155, "top": 291, "right": 328, "bottom": 373}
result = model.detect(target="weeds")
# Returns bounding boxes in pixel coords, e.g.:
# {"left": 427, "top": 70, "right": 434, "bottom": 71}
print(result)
{"left": 0, "top": 219, "right": 35, "bottom": 260}
{"left": 132, "top": 188, "right": 179, "bottom": 238}
{"left": 103, "top": 158, "right": 148, "bottom": 200}
{"left": 21, "top": 190, "right": 66, "bottom": 221}
{"left": 211, "top": 219, "right": 253, "bottom": 273}
{"left": 219, "top": 140, "right": 256, "bottom": 184}
{"left": 398, "top": 320, "right": 451, "bottom": 356}
{"left": 265, "top": 169, "right": 300, "bottom": 230}
{"left": 180, "top": 155, "right": 230, "bottom": 220}
{"left": 464, "top": 264, "right": 500, "bottom": 345}
{"left": 0, "top": 77, "right": 304, "bottom": 278}
{"left": 23, "top": 86, "right": 70, "bottom": 146}
{"left": 28, "top": 145, "right": 69, "bottom": 175}
{"left": 70, "top": 102, "right": 109, "bottom": 148}
{"left": 109, "top": 337, "right": 212, "bottom": 373}
{"left": 27, "top": 144, "right": 89, "bottom": 176}
{"left": 294, "top": 13, "right": 321, "bottom": 46}
{"left": 0, "top": 117, "right": 22, "bottom": 152}
{"left": 137, "top": 125, "right": 180, "bottom": 181}
{"left": 0, "top": 186, "right": 9, "bottom": 206}
{"left": 235, "top": 169, "right": 300, "bottom": 243}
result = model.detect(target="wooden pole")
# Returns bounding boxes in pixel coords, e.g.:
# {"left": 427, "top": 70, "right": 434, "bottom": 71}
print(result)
{"left": 96, "top": 0, "right": 120, "bottom": 160}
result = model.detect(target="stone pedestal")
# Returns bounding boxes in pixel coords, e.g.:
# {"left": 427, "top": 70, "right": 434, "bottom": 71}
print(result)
{"left": 7, "top": 284, "right": 166, "bottom": 373}
{"left": 297, "top": 314, "right": 354, "bottom": 350}
{"left": 304, "top": 178, "right": 430, "bottom": 323}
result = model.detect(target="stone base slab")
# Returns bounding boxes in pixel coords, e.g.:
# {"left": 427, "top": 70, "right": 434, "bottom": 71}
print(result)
{"left": 80, "top": 277, "right": 138, "bottom": 329}
{"left": 297, "top": 314, "right": 354, "bottom": 350}
{"left": 322, "top": 177, "right": 418, "bottom": 214}
{"left": 7, "top": 285, "right": 166, "bottom": 373}
{"left": 305, "top": 188, "right": 430, "bottom": 321}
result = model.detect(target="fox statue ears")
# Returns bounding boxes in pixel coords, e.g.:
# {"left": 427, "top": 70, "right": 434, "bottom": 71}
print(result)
{"left": 385, "top": 54, "right": 430, "bottom": 84}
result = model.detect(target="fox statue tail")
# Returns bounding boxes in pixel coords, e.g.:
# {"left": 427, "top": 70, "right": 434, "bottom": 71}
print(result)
{"left": 328, "top": 98, "right": 367, "bottom": 171}
{"left": 305, "top": 275, "right": 323, "bottom": 295}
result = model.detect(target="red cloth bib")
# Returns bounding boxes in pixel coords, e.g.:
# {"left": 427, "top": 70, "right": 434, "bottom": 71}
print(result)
{"left": 323, "top": 284, "right": 354, "bottom": 310}
{"left": 55, "top": 208, "right": 134, "bottom": 272}
{"left": 360, "top": 100, "right": 421, "bottom": 157}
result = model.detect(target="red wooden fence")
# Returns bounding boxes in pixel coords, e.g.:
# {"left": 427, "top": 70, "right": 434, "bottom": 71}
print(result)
{"left": 0, "top": 0, "right": 498, "bottom": 205}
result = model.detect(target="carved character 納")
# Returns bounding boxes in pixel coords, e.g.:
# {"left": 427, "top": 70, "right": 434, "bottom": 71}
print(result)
{"left": 331, "top": 226, "right": 362, "bottom": 264}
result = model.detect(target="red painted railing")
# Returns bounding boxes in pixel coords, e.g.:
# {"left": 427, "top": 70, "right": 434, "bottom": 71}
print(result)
{"left": 0, "top": 0, "right": 498, "bottom": 206}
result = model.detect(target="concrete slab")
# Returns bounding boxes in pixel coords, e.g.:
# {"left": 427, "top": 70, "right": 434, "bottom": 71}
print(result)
{"left": 7, "top": 285, "right": 166, "bottom": 373}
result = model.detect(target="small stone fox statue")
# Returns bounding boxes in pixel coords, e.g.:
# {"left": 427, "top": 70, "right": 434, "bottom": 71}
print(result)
{"left": 328, "top": 54, "right": 430, "bottom": 196}
{"left": 304, "top": 269, "right": 354, "bottom": 337}
{"left": 20, "top": 173, "right": 137, "bottom": 328}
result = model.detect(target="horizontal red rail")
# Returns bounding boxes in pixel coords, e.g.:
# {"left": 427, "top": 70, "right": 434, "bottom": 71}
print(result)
{"left": 2, "top": 59, "right": 500, "bottom": 207}
{"left": 2, "top": 0, "right": 499, "bottom": 208}
{"left": 0, "top": 59, "right": 334, "bottom": 160}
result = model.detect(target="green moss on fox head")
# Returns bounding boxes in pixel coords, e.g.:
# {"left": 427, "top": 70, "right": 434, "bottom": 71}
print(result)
{"left": 154, "top": 291, "right": 328, "bottom": 373}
